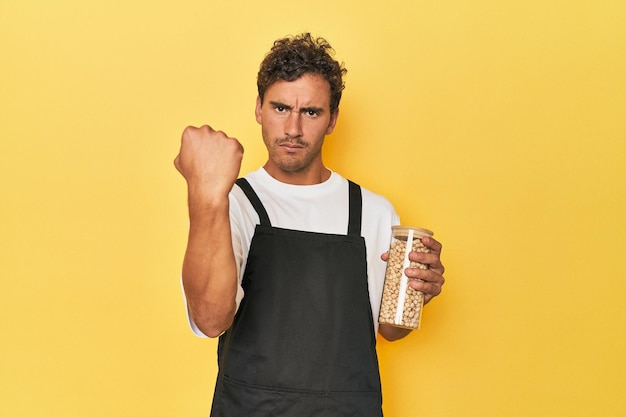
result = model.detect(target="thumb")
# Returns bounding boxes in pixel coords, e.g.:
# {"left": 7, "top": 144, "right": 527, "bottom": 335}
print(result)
{"left": 173, "top": 154, "right": 182, "bottom": 174}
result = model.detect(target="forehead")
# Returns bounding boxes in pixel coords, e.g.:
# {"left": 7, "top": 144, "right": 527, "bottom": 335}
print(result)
{"left": 264, "top": 74, "right": 331, "bottom": 108}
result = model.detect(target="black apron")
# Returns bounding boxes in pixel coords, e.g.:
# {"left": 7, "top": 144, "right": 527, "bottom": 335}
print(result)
{"left": 210, "top": 178, "right": 382, "bottom": 417}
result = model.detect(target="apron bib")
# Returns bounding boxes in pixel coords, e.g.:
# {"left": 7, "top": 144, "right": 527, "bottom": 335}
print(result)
{"left": 211, "top": 178, "right": 382, "bottom": 417}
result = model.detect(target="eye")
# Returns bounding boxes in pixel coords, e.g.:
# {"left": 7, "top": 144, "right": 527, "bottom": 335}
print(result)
{"left": 305, "top": 109, "right": 319, "bottom": 118}
{"left": 275, "top": 105, "right": 287, "bottom": 113}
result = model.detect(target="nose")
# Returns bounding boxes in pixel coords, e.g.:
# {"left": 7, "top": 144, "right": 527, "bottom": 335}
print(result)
{"left": 284, "top": 111, "right": 303, "bottom": 138}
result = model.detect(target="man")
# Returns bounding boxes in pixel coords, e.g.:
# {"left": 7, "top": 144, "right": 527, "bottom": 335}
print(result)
{"left": 174, "top": 33, "right": 445, "bottom": 416}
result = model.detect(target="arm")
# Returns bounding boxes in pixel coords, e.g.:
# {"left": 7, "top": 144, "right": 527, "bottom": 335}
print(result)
{"left": 379, "top": 324, "right": 412, "bottom": 341}
{"left": 174, "top": 125, "right": 244, "bottom": 338}
{"left": 378, "top": 236, "right": 445, "bottom": 342}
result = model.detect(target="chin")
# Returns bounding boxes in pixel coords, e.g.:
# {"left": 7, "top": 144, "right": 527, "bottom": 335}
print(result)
{"left": 270, "top": 155, "right": 307, "bottom": 173}
{"left": 276, "top": 162, "right": 306, "bottom": 173}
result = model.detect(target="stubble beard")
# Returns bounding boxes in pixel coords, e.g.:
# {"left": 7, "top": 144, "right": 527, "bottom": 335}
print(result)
{"left": 271, "top": 136, "right": 323, "bottom": 173}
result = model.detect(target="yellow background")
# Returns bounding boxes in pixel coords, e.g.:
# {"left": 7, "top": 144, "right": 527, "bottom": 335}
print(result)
{"left": 2, "top": 1, "right": 625, "bottom": 416}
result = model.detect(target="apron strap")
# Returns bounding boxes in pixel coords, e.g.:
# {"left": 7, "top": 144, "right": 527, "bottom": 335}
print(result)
{"left": 236, "top": 178, "right": 271, "bottom": 226}
{"left": 236, "top": 177, "right": 362, "bottom": 235}
{"left": 347, "top": 180, "right": 362, "bottom": 236}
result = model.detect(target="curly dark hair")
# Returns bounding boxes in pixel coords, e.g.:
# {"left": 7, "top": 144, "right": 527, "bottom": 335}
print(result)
{"left": 257, "top": 33, "right": 347, "bottom": 114}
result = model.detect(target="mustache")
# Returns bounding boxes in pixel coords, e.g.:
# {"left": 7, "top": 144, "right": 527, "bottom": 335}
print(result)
{"left": 276, "top": 136, "right": 307, "bottom": 147}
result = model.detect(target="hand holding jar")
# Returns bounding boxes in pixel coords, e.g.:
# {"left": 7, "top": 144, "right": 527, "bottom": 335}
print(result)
{"left": 379, "top": 226, "right": 444, "bottom": 329}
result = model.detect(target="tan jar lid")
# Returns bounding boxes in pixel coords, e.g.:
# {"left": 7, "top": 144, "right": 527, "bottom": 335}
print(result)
{"left": 391, "top": 225, "right": 434, "bottom": 238}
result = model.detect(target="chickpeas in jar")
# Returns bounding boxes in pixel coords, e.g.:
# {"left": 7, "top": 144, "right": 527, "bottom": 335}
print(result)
{"left": 378, "top": 226, "right": 433, "bottom": 330}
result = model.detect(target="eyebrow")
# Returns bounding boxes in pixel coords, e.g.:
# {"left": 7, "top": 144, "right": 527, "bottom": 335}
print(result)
{"left": 269, "top": 101, "right": 325, "bottom": 114}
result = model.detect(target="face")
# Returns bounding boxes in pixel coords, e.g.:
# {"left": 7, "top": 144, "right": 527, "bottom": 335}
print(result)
{"left": 255, "top": 73, "right": 339, "bottom": 183}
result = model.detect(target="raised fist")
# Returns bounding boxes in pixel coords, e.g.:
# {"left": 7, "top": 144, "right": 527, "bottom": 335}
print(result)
{"left": 174, "top": 125, "right": 244, "bottom": 199}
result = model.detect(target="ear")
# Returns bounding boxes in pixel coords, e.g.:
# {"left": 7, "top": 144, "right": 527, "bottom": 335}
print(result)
{"left": 255, "top": 96, "right": 263, "bottom": 124}
{"left": 325, "top": 109, "right": 339, "bottom": 135}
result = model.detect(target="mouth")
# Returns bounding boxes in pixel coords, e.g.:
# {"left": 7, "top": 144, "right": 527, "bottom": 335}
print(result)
{"left": 280, "top": 143, "right": 304, "bottom": 151}
{"left": 277, "top": 139, "right": 306, "bottom": 152}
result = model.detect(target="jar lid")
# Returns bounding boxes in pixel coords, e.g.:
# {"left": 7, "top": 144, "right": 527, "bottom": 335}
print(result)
{"left": 391, "top": 225, "right": 434, "bottom": 237}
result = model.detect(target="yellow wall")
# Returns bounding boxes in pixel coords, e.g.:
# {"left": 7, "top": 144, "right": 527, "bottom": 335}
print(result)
{"left": 2, "top": 1, "right": 625, "bottom": 416}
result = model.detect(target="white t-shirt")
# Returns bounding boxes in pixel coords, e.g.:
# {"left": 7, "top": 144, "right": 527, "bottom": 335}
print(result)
{"left": 186, "top": 167, "right": 400, "bottom": 337}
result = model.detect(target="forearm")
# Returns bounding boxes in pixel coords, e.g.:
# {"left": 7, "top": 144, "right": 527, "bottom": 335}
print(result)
{"left": 378, "top": 324, "right": 412, "bottom": 341}
{"left": 182, "top": 193, "right": 238, "bottom": 338}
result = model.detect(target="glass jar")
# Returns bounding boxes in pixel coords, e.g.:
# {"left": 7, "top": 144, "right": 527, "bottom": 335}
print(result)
{"left": 378, "top": 225, "right": 433, "bottom": 329}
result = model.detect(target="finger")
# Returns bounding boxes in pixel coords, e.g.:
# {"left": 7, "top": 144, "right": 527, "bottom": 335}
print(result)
{"left": 406, "top": 266, "right": 444, "bottom": 286}
{"left": 409, "top": 251, "right": 445, "bottom": 274}
{"left": 408, "top": 276, "right": 443, "bottom": 300}
{"left": 173, "top": 155, "right": 182, "bottom": 173}
{"left": 409, "top": 271, "right": 444, "bottom": 290}
{"left": 182, "top": 125, "right": 201, "bottom": 140}
{"left": 200, "top": 124, "right": 217, "bottom": 134}
{"left": 421, "top": 236, "right": 442, "bottom": 254}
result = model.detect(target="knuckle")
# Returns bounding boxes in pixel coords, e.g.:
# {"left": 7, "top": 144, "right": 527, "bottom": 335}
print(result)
{"left": 182, "top": 125, "right": 198, "bottom": 136}
{"left": 182, "top": 126, "right": 200, "bottom": 143}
